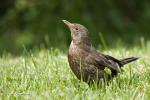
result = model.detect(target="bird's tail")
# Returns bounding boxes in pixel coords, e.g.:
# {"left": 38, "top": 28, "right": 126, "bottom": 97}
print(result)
{"left": 120, "top": 57, "right": 139, "bottom": 66}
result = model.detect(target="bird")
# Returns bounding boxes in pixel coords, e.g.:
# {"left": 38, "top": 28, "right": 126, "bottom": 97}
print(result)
{"left": 62, "top": 20, "right": 138, "bottom": 84}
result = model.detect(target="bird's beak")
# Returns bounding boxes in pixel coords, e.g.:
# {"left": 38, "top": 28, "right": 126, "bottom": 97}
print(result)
{"left": 62, "top": 20, "right": 74, "bottom": 29}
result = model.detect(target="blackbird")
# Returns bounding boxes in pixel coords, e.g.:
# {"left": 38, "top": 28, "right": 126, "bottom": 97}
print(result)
{"left": 62, "top": 20, "right": 138, "bottom": 83}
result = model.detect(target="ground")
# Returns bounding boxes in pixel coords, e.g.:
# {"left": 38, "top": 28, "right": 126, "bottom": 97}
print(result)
{"left": 0, "top": 46, "right": 150, "bottom": 100}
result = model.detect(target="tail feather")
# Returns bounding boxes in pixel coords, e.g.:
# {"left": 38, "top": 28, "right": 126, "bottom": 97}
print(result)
{"left": 120, "top": 57, "right": 139, "bottom": 66}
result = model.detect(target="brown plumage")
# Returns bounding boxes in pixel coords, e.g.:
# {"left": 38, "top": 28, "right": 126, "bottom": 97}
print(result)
{"left": 62, "top": 20, "right": 138, "bottom": 83}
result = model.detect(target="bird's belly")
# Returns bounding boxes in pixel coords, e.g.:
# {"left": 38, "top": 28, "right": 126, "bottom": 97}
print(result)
{"left": 68, "top": 46, "right": 105, "bottom": 82}
{"left": 68, "top": 54, "right": 82, "bottom": 80}
{"left": 68, "top": 56, "right": 104, "bottom": 82}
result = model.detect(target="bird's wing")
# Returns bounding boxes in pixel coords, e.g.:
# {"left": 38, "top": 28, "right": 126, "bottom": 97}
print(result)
{"left": 85, "top": 51, "right": 121, "bottom": 72}
{"left": 102, "top": 54, "right": 123, "bottom": 66}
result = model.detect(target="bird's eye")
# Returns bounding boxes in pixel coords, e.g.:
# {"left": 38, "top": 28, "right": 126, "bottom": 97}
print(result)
{"left": 75, "top": 28, "right": 78, "bottom": 30}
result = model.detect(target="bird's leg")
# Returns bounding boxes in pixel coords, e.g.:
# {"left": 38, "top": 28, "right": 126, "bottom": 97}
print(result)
{"left": 109, "top": 70, "right": 118, "bottom": 80}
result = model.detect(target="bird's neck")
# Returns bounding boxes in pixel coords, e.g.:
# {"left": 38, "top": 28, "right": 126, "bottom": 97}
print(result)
{"left": 72, "top": 38, "right": 92, "bottom": 50}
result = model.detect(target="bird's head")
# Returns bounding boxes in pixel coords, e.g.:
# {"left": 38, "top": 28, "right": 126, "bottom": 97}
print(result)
{"left": 62, "top": 20, "right": 90, "bottom": 45}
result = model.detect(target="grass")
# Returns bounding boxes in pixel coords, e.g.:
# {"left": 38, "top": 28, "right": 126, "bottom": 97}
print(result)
{"left": 0, "top": 45, "right": 150, "bottom": 100}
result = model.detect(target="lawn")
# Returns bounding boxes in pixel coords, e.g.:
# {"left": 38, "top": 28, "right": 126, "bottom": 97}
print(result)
{"left": 0, "top": 45, "right": 150, "bottom": 100}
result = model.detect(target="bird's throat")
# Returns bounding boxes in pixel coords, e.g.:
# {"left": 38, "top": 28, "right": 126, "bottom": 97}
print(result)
{"left": 71, "top": 39, "right": 92, "bottom": 51}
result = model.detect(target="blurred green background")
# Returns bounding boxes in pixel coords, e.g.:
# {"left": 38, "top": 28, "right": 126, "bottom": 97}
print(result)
{"left": 0, "top": 0, "right": 150, "bottom": 54}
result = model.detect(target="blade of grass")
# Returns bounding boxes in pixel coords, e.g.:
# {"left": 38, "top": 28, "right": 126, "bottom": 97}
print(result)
{"left": 99, "top": 32, "right": 108, "bottom": 50}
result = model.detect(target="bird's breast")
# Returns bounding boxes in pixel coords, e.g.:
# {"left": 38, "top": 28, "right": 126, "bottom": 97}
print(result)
{"left": 68, "top": 44, "right": 87, "bottom": 62}
{"left": 68, "top": 43, "right": 89, "bottom": 79}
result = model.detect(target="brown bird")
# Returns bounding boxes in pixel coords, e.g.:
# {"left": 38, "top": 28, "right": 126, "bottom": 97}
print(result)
{"left": 62, "top": 20, "right": 138, "bottom": 84}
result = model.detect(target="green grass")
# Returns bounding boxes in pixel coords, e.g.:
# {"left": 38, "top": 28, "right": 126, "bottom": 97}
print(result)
{"left": 0, "top": 46, "right": 150, "bottom": 100}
